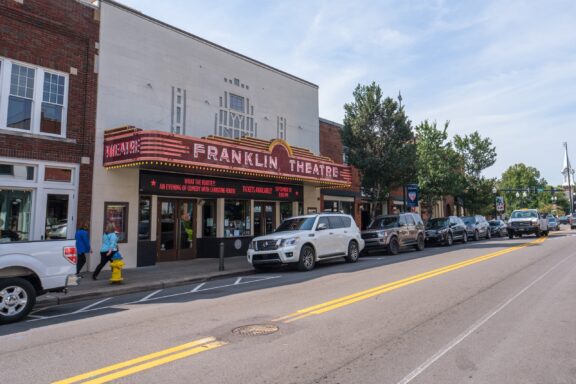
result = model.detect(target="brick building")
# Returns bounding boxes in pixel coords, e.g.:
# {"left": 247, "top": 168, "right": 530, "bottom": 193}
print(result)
{"left": 0, "top": 0, "right": 99, "bottom": 244}
{"left": 319, "top": 118, "right": 363, "bottom": 226}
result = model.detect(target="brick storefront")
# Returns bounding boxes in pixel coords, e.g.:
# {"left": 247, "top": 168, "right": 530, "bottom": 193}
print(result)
{"left": 319, "top": 118, "right": 363, "bottom": 226}
{"left": 0, "top": 0, "right": 99, "bottom": 242}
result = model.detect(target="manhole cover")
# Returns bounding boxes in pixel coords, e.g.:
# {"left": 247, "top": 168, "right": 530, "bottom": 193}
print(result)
{"left": 232, "top": 324, "right": 279, "bottom": 336}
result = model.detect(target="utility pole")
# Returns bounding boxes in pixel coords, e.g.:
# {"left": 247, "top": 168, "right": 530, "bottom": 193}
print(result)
{"left": 563, "top": 142, "right": 574, "bottom": 214}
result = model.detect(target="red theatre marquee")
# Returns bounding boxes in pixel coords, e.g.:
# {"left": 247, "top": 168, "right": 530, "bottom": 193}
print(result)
{"left": 103, "top": 126, "right": 352, "bottom": 188}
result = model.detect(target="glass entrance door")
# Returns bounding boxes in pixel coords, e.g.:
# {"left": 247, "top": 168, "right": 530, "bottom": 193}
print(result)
{"left": 157, "top": 199, "right": 196, "bottom": 262}
{"left": 254, "top": 202, "right": 275, "bottom": 236}
{"left": 43, "top": 190, "right": 74, "bottom": 241}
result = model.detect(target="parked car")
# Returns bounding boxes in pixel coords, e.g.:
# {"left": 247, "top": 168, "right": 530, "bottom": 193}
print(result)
{"left": 361, "top": 213, "right": 425, "bottom": 255}
{"left": 507, "top": 209, "right": 548, "bottom": 238}
{"left": 547, "top": 216, "right": 560, "bottom": 231}
{"left": 570, "top": 213, "right": 576, "bottom": 229}
{"left": 425, "top": 216, "right": 468, "bottom": 246}
{"left": 558, "top": 215, "right": 569, "bottom": 225}
{"left": 488, "top": 219, "right": 508, "bottom": 237}
{"left": 462, "top": 215, "right": 491, "bottom": 240}
{"left": 247, "top": 213, "right": 364, "bottom": 272}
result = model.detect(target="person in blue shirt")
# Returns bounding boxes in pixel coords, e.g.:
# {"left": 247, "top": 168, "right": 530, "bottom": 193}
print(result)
{"left": 93, "top": 222, "right": 119, "bottom": 280}
{"left": 75, "top": 222, "right": 91, "bottom": 276}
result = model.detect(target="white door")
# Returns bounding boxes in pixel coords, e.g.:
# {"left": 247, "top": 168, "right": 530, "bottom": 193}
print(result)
{"left": 314, "top": 216, "right": 335, "bottom": 257}
{"left": 39, "top": 189, "right": 75, "bottom": 240}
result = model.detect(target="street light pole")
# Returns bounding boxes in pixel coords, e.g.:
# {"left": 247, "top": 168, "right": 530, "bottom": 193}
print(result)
{"left": 564, "top": 142, "right": 574, "bottom": 214}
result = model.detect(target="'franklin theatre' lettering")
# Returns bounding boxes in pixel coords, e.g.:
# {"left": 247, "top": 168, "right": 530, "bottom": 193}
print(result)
{"left": 192, "top": 142, "right": 278, "bottom": 171}
{"left": 288, "top": 160, "right": 338, "bottom": 179}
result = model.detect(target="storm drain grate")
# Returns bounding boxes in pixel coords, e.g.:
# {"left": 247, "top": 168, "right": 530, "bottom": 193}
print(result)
{"left": 232, "top": 324, "right": 279, "bottom": 336}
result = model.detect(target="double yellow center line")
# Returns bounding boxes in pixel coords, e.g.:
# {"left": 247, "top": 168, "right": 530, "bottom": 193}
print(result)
{"left": 274, "top": 237, "right": 546, "bottom": 323}
{"left": 54, "top": 238, "right": 545, "bottom": 383}
{"left": 52, "top": 337, "right": 226, "bottom": 384}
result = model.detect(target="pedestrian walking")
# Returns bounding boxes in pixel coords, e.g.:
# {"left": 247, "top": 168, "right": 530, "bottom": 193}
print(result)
{"left": 75, "top": 221, "right": 91, "bottom": 276}
{"left": 93, "top": 222, "right": 118, "bottom": 280}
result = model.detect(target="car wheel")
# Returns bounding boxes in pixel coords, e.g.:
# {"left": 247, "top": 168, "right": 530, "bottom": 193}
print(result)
{"left": 445, "top": 232, "right": 453, "bottom": 246}
{"left": 415, "top": 234, "right": 425, "bottom": 251}
{"left": 345, "top": 241, "right": 359, "bottom": 263}
{"left": 508, "top": 233, "right": 514, "bottom": 239}
{"left": 462, "top": 232, "right": 468, "bottom": 244}
{"left": 474, "top": 230, "right": 480, "bottom": 241}
{"left": 388, "top": 237, "right": 400, "bottom": 255}
{"left": 0, "top": 278, "right": 36, "bottom": 325}
{"left": 297, "top": 245, "right": 316, "bottom": 271}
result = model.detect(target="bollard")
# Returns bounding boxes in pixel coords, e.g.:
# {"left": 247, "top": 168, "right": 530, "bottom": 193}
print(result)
{"left": 219, "top": 242, "right": 225, "bottom": 271}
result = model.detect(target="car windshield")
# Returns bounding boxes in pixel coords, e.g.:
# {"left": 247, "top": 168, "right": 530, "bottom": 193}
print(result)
{"left": 488, "top": 220, "right": 499, "bottom": 226}
{"left": 275, "top": 217, "right": 316, "bottom": 232}
{"left": 511, "top": 210, "right": 538, "bottom": 219}
{"left": 367, "top": 216, "right": 398, "bottom": 229}
{"left": 547, "top": 217, "right": 556, "bottom": 222}
{"left": 426, "top": 218, "right": 448, "bottom": 229}
{"left": 462, "top": 217, "right": 475, "bottom": 225}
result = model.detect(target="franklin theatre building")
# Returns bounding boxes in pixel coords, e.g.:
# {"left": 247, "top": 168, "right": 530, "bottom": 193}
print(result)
{"left": 92, "top": 1, "right": 352, "bottom": 269}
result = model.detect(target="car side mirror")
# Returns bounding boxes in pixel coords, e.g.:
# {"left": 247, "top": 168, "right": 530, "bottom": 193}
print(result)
{"left": 317, "top": 223, "right": 328, "bottom": 231}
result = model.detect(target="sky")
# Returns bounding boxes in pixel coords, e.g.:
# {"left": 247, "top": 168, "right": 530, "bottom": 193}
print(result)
{"left": 117, "top": 0, "right": 576, "bottom": 186}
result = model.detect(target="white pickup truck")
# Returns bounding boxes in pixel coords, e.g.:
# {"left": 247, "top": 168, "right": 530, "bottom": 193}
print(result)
{"left": 0, "top": 240, "right": 79, "bottom": 324}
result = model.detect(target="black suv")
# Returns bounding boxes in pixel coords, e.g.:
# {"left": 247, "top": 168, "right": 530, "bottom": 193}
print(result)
{"left": 462, "top": 215, "right": 491, "bottom": 241}
{"left": 361, "top": 213, "right": 425, "bottom": 255}
{"left": 425, "top": 216, "right": 468, "bottom": 246}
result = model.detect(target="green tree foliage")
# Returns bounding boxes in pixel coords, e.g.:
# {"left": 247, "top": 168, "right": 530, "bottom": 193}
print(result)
{"left": 498, "top": 163, "right": 547, "bottom": 213}
{"left": 453, "top": 132, "right": 497, "bottom": 214}
{"left": 342, "top": 82, "right": 416, "bottom": 215}
{"left": 415, "top": 120, "right": 464, "bottom": 215}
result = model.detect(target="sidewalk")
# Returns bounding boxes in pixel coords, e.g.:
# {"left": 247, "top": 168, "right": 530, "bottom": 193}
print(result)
{"left": 37, "top": 256, "right": 255, "bottom": 308}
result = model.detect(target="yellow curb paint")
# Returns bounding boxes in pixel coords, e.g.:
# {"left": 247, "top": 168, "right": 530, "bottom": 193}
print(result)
{"left": 275, "top": 238, "right": 546, "bottom": 323}
{"left": 52, "top": 337, "right": 223, "bottom": 384}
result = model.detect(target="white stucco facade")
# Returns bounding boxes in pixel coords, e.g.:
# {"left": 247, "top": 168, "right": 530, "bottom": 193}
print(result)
{"left": 90, "top": 1, "right": 322, "bottom": 269}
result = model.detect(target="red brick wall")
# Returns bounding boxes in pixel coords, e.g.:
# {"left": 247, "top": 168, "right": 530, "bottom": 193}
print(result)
{"left": 0, "top": 0, "right": 99, "bottom": 227}
{"left": 319, "top": 119, "right": 362, "bottom": 225}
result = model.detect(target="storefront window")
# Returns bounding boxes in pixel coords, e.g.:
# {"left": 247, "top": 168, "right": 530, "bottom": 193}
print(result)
{"left": 202, "top": 199, "right": 217, "bottom": 237}
{"left": 0, "top": 189, "right": 32, "bottom": 242}
{"left": 280, "top": 202, "right": 292, "bottom": 222}
{"left": 324, "top": 200, "right": 339, "bottom": 212}
{"left": 224, "top": 200, "right": 250, "bottom": 237}
{"left": 138, "top": 197, "right": 151, "bottom": 241}
{"left": 341, "top": 201, "right": 353, "bottom": 215}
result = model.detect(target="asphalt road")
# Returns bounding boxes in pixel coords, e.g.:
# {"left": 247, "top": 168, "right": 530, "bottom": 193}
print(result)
{"left": 1, "top": 231, "right": 575, "bottom": 384}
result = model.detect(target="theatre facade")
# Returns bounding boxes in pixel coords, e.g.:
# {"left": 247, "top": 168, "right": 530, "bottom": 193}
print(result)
{"left": 91, "top": 1, "right": 354, "bottom": 269}
{"left": 102, "top": 127, "right": 351, "bottom": 266}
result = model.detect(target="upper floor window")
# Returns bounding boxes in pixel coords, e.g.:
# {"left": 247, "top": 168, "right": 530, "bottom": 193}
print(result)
{"left": 0, "top": 58, "right": 68, "bottom": 137}
{"left": 229, "top": 94, "right": 244, "bottom": 112}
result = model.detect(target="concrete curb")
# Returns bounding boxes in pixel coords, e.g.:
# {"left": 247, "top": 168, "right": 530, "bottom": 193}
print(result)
{"left": 35, "top": 269, "right": 256, "bottom": 309}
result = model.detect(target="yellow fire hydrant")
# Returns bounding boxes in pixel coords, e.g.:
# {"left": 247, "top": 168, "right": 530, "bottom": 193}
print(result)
{"left": 110, "top": 258, "right": 125, "bottom": 284}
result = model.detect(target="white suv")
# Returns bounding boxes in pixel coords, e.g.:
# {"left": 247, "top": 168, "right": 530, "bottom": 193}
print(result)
{"left": 247, "top": 213, "right": 365, "bottom": 271}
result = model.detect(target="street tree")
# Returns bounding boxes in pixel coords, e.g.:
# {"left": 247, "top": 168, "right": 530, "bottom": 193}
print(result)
{"left": 415, "top": 120, "right": 464, "bottom": 217}
{"left": 453, "top": 132, "right": 497, "bottom": 214}
{"left": 498, "top": 163, "right": 547, "bottom": 213}
{"left": 342, "top": 82, "right": 416, "bottom": 216}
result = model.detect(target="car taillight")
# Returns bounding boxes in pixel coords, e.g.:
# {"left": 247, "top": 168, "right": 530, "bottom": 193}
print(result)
{"left": 63, "top": 246, "right": 78, "bottom": 265}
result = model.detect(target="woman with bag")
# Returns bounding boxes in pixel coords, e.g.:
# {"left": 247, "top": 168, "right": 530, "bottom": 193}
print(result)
{"left": 93, "top": 222, "right": 118, "bottom": 280}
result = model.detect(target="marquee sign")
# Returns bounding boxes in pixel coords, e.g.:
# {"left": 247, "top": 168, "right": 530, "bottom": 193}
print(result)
{"left": 140, "top": 172, "right": 302, "bottom": 201}
{"left": 103, "top": 126, "right": 352, "bottom": 187}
